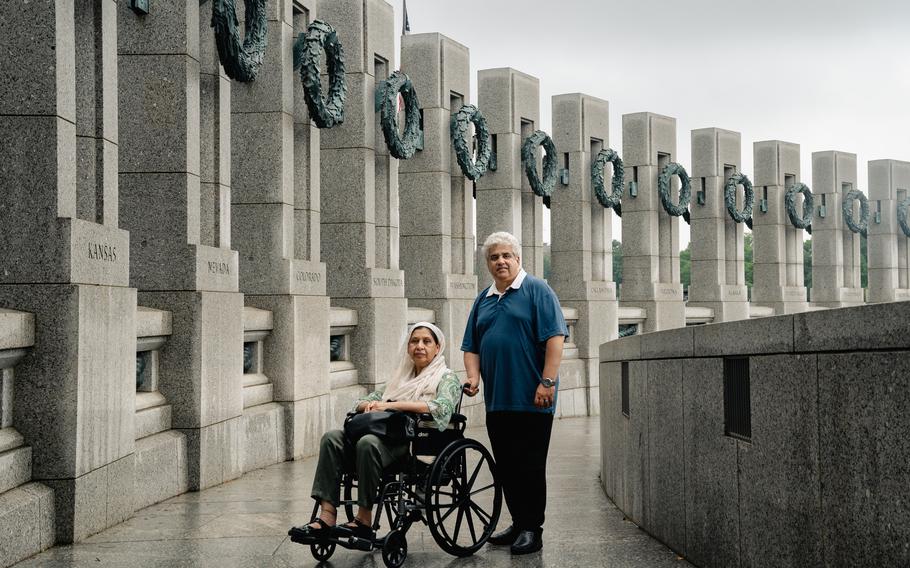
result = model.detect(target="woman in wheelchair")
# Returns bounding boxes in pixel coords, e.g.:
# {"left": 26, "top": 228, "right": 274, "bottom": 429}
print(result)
{"left": 297, "top": 321, "right": 462, "bottom": 541}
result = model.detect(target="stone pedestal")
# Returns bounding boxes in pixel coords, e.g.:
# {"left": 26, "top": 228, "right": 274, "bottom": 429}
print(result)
{"left": 399, "top": 33, "right": 477, "bottom": 374}
{"left": 0, "top": 0, "right": 137, "bottom": 543}
{"left": 867, "top": 160, "right": 910, "bottom": 303}
{"left": 119, "top": 0, "right": 243, "bottom": 491}
{"left": 688, "top": 128, "right": 749, "bottom": 322}
{"left": 751, "top": 140, "right": 809, "bottom": 314}
{"left": 476, "top": 68, "right": 544, "bottom": 279}
{"left": 810, "top": 151, "right": 864, "bottom": 307}
{"left": 550, "top": 93, "right": 618, "bottom": 415}
{"left": 319, "top": 0, "right": 406, "bottom": 387}
{"left": 231, "top": 0, "right": 330, "bottom": 461}
{"left": 619, "top": 112, "right": 685, "bottom": 332}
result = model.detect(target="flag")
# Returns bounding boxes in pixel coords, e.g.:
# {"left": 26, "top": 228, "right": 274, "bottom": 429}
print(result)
{"left": 402, "top": 0, "right": 411, "bottom": 35}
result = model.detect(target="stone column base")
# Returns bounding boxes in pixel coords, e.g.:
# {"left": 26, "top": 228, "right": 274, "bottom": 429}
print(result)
{"left": 178, "top": 417, "right": 242, "bottom": 491}
{"left": 44, "top": 454, "right": 135, "bottom": 544}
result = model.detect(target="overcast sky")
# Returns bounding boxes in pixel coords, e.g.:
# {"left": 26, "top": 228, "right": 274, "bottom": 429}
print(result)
{"left": 388, "top": 0, "right": 910, "bottom": 246}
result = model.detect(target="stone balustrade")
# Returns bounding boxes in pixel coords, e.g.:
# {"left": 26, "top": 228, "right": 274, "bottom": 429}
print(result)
{"left": 0, "top": 309, "right": 54, "bottom": 567}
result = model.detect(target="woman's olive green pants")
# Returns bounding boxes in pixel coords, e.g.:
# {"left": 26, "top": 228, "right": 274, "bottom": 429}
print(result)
{"left": 310, "top": 429, "right": 408, "bottom": 508}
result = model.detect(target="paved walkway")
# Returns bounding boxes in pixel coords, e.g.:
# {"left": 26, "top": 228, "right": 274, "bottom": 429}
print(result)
{"left": 15, "top": 417, "right": 690, "bottom": 567}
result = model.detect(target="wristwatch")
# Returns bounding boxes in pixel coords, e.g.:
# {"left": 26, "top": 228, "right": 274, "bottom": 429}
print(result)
{"left": 540, "top": 377, "right": 557, "bottom": 388}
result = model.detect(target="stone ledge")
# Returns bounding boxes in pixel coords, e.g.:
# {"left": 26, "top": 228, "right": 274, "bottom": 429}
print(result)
{"left": 795, "top": 301, "right": 910, "bottom": 353}
{"left": 0, "top": 309, "right": 34, "bottom": 352}
{"left": 0, "top": 482, "right": 54, "bottom": 568}
{"left": 242, "top": 383, "right": 274, "bottom": 409}
{"left": 242, "top": 306, "right": 273, "bottom": 333}
{"left": 642, "top": 326, "right": 694, "bottom": 359}
{"left": 133, "top": 431, "right": 187, "bottom": 511}
{"left": 135, "top": 404, "right": 172, "bottom": 441}
{"left": 240, "top": 403, "right": 284, "bottom": 474}
{"left": 406, "top": 307, "right": 435, "bottom": 325}
{"left": 0, "top": 445, "right": 31, "bottom": 495}
{"left": 136, "top": 306, "right": 172, "bottom": 339}
{"left": 329, "top": 306, "right": 358, "bottom": 328}
{"left": 600, "top": 334, "right": 641, "bottom": 362}
{"left": 694, "top": 313, "right": 794, "bottom": 357}
{"left": 0, "top": 429, "right": 24, "bottom": 454}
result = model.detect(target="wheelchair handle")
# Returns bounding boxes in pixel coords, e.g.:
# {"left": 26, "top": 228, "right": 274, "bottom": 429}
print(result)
{"left": 456, "top": 383, "right": 470, "bottom": 414}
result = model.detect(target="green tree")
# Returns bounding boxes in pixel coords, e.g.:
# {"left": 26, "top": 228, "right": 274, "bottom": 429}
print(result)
{"left": 543, "top": 244, "right": 551, "bottom": 280}
{"left": 612, "top": 239, "right": 623, "bottom": 284}
{"left": 680, "top": 243, "right": 691, "bottom": 290}
{"left": 744, "top": 233, "right": 753, "bottom": 287}
{"left": 804, "top": 238, "right": 812, "bottom": 290}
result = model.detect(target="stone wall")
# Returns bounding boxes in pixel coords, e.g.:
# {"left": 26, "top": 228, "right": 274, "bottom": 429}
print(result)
{"left": 599, "top": 301, "right": 910, "bottom": 567}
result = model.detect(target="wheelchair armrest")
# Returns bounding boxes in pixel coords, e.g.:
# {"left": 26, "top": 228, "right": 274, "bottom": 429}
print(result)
{"left": 417, "top": 413, "right": 466, "bottom": 426}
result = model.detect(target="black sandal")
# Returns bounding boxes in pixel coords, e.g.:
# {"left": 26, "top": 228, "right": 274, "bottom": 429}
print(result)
{"left": 288, "top": 517, "right": 333, "bottom": 542}
{"left": 336, "top": 518, "right": 375, "bottom": 540}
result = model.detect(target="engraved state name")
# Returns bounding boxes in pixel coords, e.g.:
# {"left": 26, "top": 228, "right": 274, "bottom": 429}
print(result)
{"left": 208, "top": 261, "right": 231, "bottom": 275}
{"left": 296, "top": 271, "right": 322, "bottom": 282}
{"left": 372, "top": 277, "right": 403, "bottom": 287}
{"left": 449, "top": 281, "right": 475, "bottom": 290}
{"left": 87, "top": 242, "right": 118, "bottom": 262}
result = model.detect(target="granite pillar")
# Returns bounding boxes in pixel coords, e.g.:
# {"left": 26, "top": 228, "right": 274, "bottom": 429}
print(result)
{"left": 867, "top": 159, "right": 910, "bottom": 303}
{"left": 319, "top": 0, "right": 406, "bottom": 388}
{"left": 230, "top": 0, "right": 330, "bottom": 461}
{"left": 688, "top": 128, "right": 749, "bottom": 322}
{"left": 550, "top": 93, "right": 617, "bottom": 415}
{"left": 476, "top": 68, "right": 544, "bottom": 279}
{"left": 119, "top": 0, "right": 243, "bottom": 491}
{"left": 399, "top": 33, "right": 476, "bottom": 376}
{"left": 751, "top": 140, "right": 809, "bottom": 314}
{"left": 0, "top": 0, "right": 137, "bottom": 543}
{"left": 619, "top": 112, "right": 685, "bottom": 332}
{"left": 810, "top": 151, "right": 864, "bottom": 307}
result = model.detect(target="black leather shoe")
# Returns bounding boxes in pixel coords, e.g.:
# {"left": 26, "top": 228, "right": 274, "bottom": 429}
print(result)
{"left": 510, "top": 529, "right": 542, "bottom": 555}
{"left": 487, "top": 524, "right": 519, "bottom": 545}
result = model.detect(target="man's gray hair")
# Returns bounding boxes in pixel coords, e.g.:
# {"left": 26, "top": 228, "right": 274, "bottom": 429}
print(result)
{"left": 482, "top": 231, "right": 521, "bottom": 259}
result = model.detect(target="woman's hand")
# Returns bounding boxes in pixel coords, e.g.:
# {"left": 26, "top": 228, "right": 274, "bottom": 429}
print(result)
{"left": 365, "top": 401, "right": 392, "bottom": 412}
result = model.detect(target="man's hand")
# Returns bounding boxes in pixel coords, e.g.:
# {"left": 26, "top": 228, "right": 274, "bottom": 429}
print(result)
{"left": 464, "top": 375, "right": 480, "bottom": 397}
{"left": 534, "top": 384, "right": 555, "bottom": 408}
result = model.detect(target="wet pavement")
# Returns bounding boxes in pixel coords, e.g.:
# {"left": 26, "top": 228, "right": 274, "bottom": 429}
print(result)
{"left": 15, "top": 417, "right": 691, "bottom": 568}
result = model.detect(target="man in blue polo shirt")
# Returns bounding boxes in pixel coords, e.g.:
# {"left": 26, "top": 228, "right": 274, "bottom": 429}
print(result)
{"left": 462, "top": 231, "right": 567, "bottom": 555}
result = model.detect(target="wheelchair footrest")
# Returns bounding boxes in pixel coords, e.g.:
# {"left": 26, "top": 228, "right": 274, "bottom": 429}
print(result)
{"left": 288, "top": 526, "right": 377, "bottom": 552}
{"left": 288, "top": 526, "right": 322, "bottom": 545}
{"left": 336, "top": 534, "right": 375, "bottom": 552}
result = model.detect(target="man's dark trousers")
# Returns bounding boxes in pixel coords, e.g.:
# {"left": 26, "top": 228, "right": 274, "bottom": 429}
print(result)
{"left": 485, "top": 411, "right": 554, "bottom": 531}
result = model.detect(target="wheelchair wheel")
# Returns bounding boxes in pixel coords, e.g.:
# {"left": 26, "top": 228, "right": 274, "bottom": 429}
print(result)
{"left": 381, "top": 529, "right": 407, "bottom": 568}
{"left": 310, "top": 540, "right": 335, "bottom": 562}
{"left": 425, "top": 438, "right": 502, "bottom": 557}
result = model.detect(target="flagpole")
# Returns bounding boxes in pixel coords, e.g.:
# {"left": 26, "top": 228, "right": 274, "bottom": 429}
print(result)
{"left": 402, "top": 0, "right": 411, "bottom": 35}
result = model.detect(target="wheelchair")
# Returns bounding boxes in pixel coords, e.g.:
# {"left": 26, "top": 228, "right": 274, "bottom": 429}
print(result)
{"left": 289, "top": 388, "right": 502, "bottom": 567}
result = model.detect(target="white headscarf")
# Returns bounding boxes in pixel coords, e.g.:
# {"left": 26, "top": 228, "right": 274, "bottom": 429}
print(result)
{"left": 382, "top": 321, "right": 449, "bottom": 402}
